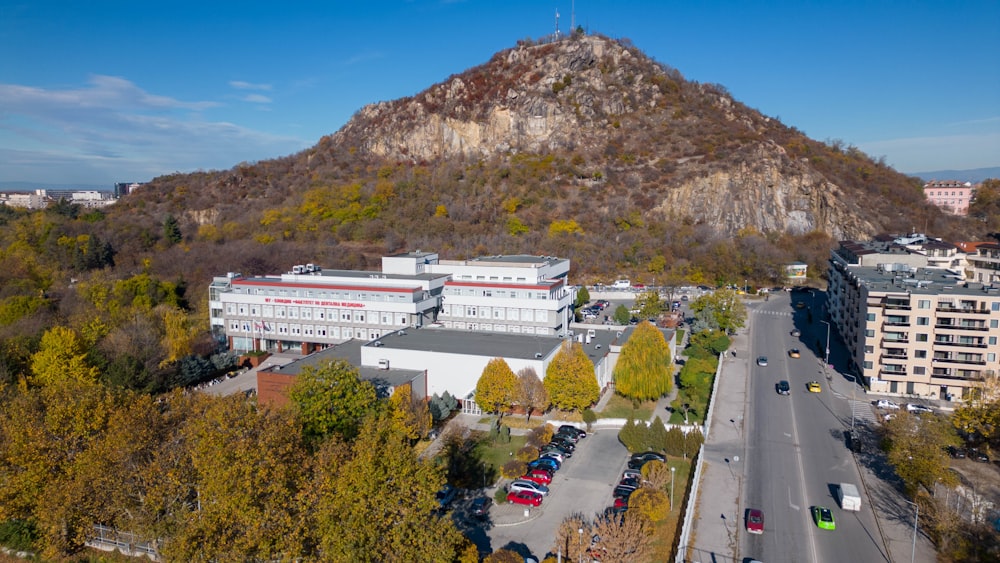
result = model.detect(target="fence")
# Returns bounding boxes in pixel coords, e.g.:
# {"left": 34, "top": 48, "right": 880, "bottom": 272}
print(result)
{"left": 85, "top": 525, "right": 159, "bottom": 561}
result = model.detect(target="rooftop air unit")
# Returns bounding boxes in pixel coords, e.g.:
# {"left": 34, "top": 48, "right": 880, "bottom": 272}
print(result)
{"left": 378, "top": 359, "right": 389, "bottom": 370}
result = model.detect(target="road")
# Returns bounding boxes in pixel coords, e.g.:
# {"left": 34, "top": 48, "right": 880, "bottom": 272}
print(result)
{"left": 741, "top": 292, "right": 890, "bottom": 563}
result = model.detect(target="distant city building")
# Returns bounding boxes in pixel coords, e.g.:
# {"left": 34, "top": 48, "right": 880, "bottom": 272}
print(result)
{"left": 114, "top": 182, "right": 145, "bottom": 198}
{"left": 923, "top": 180, "right": 974, "bottom": 216}
{"left": 0, "top": 188, "right": 115, "bottom": 209}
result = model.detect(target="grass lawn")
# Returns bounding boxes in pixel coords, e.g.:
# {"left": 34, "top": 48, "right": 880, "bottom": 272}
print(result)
{"left": 649, "top": 456, "right": 694, "bottom": 561}
{"left": 598, "top": 392, "right": 656, "bottom": 420}
{"left": 472, "top": 434, "right": 528, "bottom": 485}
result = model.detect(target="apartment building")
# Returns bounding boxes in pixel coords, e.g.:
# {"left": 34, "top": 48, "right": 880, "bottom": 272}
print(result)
{"left": 923, "top": 180, "right": 975, "bottom": 216}
{"left": 965, "top": 242, "right": 1000, "bottom": 285}
{"left": 210, "top": 251, "right": 577, "bottom": 353}
{"left": 828, "top": 241, "right": 1000, "bottom": 401}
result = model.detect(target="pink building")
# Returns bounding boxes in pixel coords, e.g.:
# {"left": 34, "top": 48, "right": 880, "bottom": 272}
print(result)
{"left": 923, "top": 180, "right": 974, "bottom": 215}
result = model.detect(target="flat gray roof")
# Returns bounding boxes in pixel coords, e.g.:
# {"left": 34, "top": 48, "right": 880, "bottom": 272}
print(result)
{"left": 846, "top": 266, "right": 999, "bottom": 297}
{"left": 466, "top": 254, "right": 567, "bottom": 266}
{"left": 370, "top": 328, "right": 566, "bottom": 360}
{"left": 264, "top": 340, "right": 423, "bottom": 388}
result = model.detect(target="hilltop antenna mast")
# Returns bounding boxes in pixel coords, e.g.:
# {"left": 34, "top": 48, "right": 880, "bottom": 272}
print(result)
{"left": 554, "top": 9, "right": 561, "bottom": 38}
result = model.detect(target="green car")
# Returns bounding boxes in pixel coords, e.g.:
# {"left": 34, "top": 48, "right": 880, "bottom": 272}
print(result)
{"left": 812, "top": 506, "right": 836, "bottom": 530}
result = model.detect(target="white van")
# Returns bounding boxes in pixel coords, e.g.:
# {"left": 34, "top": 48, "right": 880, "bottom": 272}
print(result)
{"left": 837, "top": 483, "right": 861, "bottom": 511}
{"left": 612, "top": 279, "right": 631, "bottom": 289}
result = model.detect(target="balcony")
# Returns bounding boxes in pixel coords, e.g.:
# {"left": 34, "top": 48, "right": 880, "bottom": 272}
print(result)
{"left": 884, "top": 302, "right": 911, "bottom": 311}
{"left": 933, "top": 338, "right": 987, "bottom": 348}
{"left": 934, "top": 322, "right": 988, "bottom": 331}
{"left": 935, "top": 305, "right": 989, "bottom": 315}
{"left": 933, "top": 356, "right": 987, "bottom": 366}
{"left": 881, "top": 352, "right": 907, "bottom": 360}
{"left": 883, "top": 320, "right": 910, "bottom": 327}
{"left": 879, "top": 368, "right": 908, "bottom": 379}
{"left": 931, "top": 373, "right": 983, "bottom": 385}
{"left": 881, "top": 337, "right": 910, "bottom": 345}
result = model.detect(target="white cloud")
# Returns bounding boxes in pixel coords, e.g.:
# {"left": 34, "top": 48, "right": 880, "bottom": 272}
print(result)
{"left": 229, "top": 80, "right": 272, "bottom": 91}
{"left": 241, "top": 94, "right": 273, "bottom": 104}
{"left": 859, "top": 131, "right": 1000, "bottom": 173}
{"left": 0, "top": 76, "right": 307, "bottom": 184}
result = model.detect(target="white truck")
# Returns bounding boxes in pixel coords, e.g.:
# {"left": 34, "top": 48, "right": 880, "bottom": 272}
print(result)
{"left": 837, "top": 483, "right": 862, "bottom": 511}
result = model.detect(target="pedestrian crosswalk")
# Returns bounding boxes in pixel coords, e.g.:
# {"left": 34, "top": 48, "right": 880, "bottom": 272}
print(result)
{"left": 849, "top": 400, "right": 877, "bottom": 425}
{"left": 751, "top": 310, "right": 793, "bottom": 318}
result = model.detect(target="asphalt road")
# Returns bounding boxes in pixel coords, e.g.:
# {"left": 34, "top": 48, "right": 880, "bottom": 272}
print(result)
{"left": 741, "top": 293, "right": 889, "bottom": 563}
{"left": 485, "top": 426, "right": 630, "bottom": 560}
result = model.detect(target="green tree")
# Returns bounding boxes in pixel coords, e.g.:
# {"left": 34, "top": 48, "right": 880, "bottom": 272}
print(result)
{"left": 163, "top": 213, "right": 182, "bottom": 244}
{"left": 544, "top": 341, "right": 600, "bottom": 412}
{"left": 288, "top": 359, "right": 379, "bottom": 442}
{"left": 475, "top": 357, "right": 519, "bottom": 421}
{"left": 29, "top": 326, "right": 99, "bottom": 387}
{"left": 575, "top": 286, "right": 591, "bottom": 308}
{"left": 613, "top": 304, "right": 631, "bottom": 325}
{"left": 310, "top": 411, "right": 470, "bottom": 561}
{"left": 951, "top": 374, "right": 1000, "bottom": 446}
{"left": 613, "top": 321, "right": 672, "bottom": 403}
{"left": 689, "top": 289, "right": 746, "bottom": 334}
{"left": 633, "top": 290, "right": 663, "bottom": 320}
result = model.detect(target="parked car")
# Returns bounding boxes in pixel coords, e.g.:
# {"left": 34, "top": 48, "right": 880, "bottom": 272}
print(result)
{"left": 907, "top": 403, "right": 934, "bottom": 414}
{"left": 508, "top": 479, "right": 549, "bottom": 496}
{"left": 746, "top": 508, "right": 764, "bottom": 534}
{"left": 435, "top": 484, "right": 457, "bottom": 509}
{"left": 469, "top": 496, "right": 491, "bottom": 519}
{"left": 876, "top": 399, "right": 900, "bottom": 410}
{"left": 883, "top": 413, "right": 897, "bottom": 422}
{"left": 621, "top": 468, "right": 643, "bottom": 481}
{"left": 812, "top": 506, "right": 836, "bottom": 530}
{"left": 788, "top": 348, "right": 801, "bottom": 358}
{"left": 618, "top": 476, "right": 641, "bottom": 490}
{"left": 806, "top": 381, "right": 822, "bottom": 393}
{"left": 969, "top": 448, "right": 990, "bottom": 463}
{"left": 627, "top": 451, "right": 666, "bottom": 470}
{"left": 613, "top": 484, "right": 637, "bottom": 501}
{"left": 521, "top": 469, "right": 553, "bottom": 485}
{"left": 757, "top": 356, "right": 768, "bottom": 367}
{"left": 558, "top": 425, "right": 587, "bottom": 439}
{"left": 507, "top": 490, "right": 543, "bottom": 507}
{"left": 790, "top": 328, "right": 801, "bottom": 337}
{"left": 528, "top": 457, "right": 560, "bottom": 472}
{"left": 776, "top": 380, "right": 791, "bottom": 395}
{"left": 538, "top": 450, "right": 565, "bottom": 463}
{"left": 554, "top": 430, "right": 581, "bottom": 443}
{"left": 947, "top": 446, "right": 967, "bottom": 459}
{"left": 548, "top": 437, "right": 576, "bottom": 452}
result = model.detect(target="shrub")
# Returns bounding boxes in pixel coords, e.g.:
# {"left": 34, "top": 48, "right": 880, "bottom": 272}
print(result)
{"left": 0, "top": 519, "right": 37, "bottom": 551}
{"left": 629, "top": 487, "right": 669, "bottom": 522}
{"left": 501, "top": 460, "right": 527, "bottom": 479}
{"left": 582, "top": 408, "right": 597, "bottom": 430}
{"left": 516, "top": 446, "right": 539, "bottom": 462}
{"left": 528, "top": 424, "right": 554, "bottom": 448}
{"left": 495, "top": 487, "right": 510, "bottom": 505}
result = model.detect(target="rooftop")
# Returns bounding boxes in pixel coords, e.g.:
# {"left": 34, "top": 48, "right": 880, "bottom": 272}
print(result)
{"left": 368, "top": 328, "right": 566, "bottom": 361}
{"left": 842, "top": 265, "right": 999, "bottom": 297}
{"left": 262, "top": 340, "right": 424, "bottom": 389}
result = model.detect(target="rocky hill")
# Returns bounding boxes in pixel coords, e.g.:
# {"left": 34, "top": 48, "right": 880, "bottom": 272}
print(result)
{"left": 110, "top": 32, "right": 976, "bottom": 286}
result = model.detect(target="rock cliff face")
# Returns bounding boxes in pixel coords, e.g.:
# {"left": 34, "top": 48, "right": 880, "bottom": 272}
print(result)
{"left": 330, "top": 34, "right": 893, "bottom": 238}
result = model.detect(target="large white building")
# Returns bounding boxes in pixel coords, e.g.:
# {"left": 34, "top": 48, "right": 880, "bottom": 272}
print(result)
{"left": 210, "top": 251, "right": 577, "bottom": 354}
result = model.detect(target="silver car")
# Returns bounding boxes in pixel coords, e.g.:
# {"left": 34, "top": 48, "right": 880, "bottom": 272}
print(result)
{"left": 508, "top": 479, "right": 549, "bottom": 496}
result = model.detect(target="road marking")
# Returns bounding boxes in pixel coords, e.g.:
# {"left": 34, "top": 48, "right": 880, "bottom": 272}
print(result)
{"left": 788, "top": 488, "right": 799, "bottom": 511}
{"left": 784, "top": 432, "right": 792, "bottom": 438}
{"left": 788, "top": 391, "right": 821, "bottom": 563}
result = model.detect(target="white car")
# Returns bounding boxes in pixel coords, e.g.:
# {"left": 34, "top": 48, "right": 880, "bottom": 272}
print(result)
{"left": 508, "top": 479, "right": 549, "bottom": 496}
{"left": 757, "top": 356, "right": 768, "bottom": 367}
{"left": 538, "top": 450, "right": 564, "bottom": 464}
{"left": 876, "top": 399, "right": 900, "bottom": 410}
{"left": 906, "top": 403, "right": 934, "bottom": 414}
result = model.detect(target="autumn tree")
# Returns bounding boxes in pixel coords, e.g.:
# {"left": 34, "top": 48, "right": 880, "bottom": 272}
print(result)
{"left": 689, "top": 289, "right": 746, "bottom": 334}
{"left": 544, "top": 341, "right": 600, "bottom": 412}
{"left": 388, "top": 383, "right": 431, "bottom": 441}
{"left": 590, "top": 511, "right": 654, "bottom": 562}
{"left": 29, "top": 325, "right": 99, "bottom": 387}
{"left": 632, "top": 290, "right": 663, "bottom": 320}
{"left": 951, "top": 372, "right": 1000, "bottom": 447}
{"left": 516, "top": 367, "right": 549, "bottom": 422}
{"left": 475, "top": 357, "right": 519, "bottom": 422}
{"left": 288, "top": 359, "right": 379, "bottom": 442}
{"left": 309, "top": 411, "right": 471, "bottom": 561}
{"left": 552, "top": 513, "right": 592, "bottom": 563}
{"left": 883, "top": 411, "right": 961, "bottom": 495}
{"left": 613, "top": 321, "right": 672, "bottom": 404}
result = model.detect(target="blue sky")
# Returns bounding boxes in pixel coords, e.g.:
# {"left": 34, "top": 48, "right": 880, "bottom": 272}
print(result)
{"left": 1, "top": 0, "right": 997, "bottom": 186}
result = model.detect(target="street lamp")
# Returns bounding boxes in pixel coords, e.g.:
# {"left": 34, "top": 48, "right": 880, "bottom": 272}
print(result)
{"left": 904, "top": 499, "right": 919, "bottom": 563}
{"left": 670, "top": 466, "right": 676, "bottom": 511}
{"left": 820, "top": 320, "right": 831, "bottom": 365}
{"left": 578, "top": 527, "right": 584, "bottom": 561}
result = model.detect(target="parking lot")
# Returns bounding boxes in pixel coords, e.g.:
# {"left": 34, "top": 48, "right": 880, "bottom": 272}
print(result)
{"left": 466, "top": 426, "right": 631, "bottom": 560}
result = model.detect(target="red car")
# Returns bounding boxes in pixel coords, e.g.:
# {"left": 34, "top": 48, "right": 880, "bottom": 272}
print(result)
{"left": 507, "top": 490, "right": 543, "bottom": 507}
{"left": 613, "top": 496, "right": 628, "bottom": 510}
{"left": 746, "top": 508, "right": 764, "bottom": 534}
{"left": 521, "top": 469, "right": 553, "bottom": 485}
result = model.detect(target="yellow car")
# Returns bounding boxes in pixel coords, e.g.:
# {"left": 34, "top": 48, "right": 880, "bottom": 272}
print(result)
{"left": 806, "top": 381, "right": 822, "bottom": 393}
{"left": 788, "top": 348, "right": 801, "bottom": 358}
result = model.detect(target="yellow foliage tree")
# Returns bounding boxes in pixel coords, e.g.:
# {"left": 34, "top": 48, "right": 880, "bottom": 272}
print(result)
{"left": 547, "top": 219, "right": 583, "bottom": 237}
{"left": 434, "top": 204, "right": 449, "bottom": 218}
{"left": 30, "top": 326, "right": 99, "bottom": 387}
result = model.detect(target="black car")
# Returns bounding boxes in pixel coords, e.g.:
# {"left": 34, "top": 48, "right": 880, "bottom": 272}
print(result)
{"left": 969, "top": 448, "right": 990, "bottom": 463}
{"left": 618, "top": 476, "right": 641, "bottom": 489}
{"left": 541, "top": 444, "right": 572, "bottom": 458}
{"left": 554, "top": 430, "right": 581, "bottom": 443}
{"left": 558, "top": 425, "right": 587, "bottom": 439}
{"left": 845, "top": 430, "right": 861, "bottom": 453}
{"left": 469, "top": 496, "right": 490, "bottom": 519}
{"left": 549, "top": 436, "right": 577, "bottom": 451}
{"left": 776, "top": 380, "right": 791, "bottom": 395}
{"left": 613, "top": 484, "right": 637, "bottom": 500}
{"left": 947, "top": 446, "right": 967, "bottom": 459}
{"left": 627, "top": 451, "right": 666, "bottom": 470}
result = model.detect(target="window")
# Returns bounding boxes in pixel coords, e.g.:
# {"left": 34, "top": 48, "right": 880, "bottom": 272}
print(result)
{"left": 917, "top": 317, "right": 929, "bottom": 326}
{"left": 916, "top": 334, "right": 928, "bottom": 342}
{"left": 918, "top": 300, "right": 931, "bottom": 309}
{"left": 866, "top": 313, "right": 876, "bottom": 321}
{"left": 989, "top": 353, "right": 997, "bottom": 362}
{"left": 914, "top": 350, "right": 927, "bottom": 359}
{"left": 865, "top": 345, "right": 874, "bottom": 353}
{"left": 865, "top": 329, "right": 875, "bottom": 337}
{"left": 992, "top": 302, "right": 1000, "bottom": 311}
{"left": 863, "top": 361, "right": 873, "bottom": 369}
{"left": 991, "top": 337, "right": 998, "bottom": 345}
{"left": 913, "top": 366, "right": 925, "bottom": 375}
{"left": 992, "top": 320, "right": 999, "bottom": 329}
